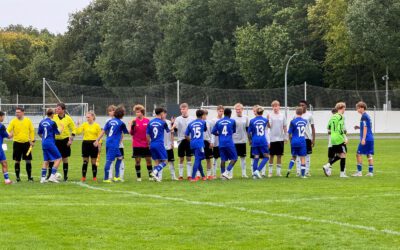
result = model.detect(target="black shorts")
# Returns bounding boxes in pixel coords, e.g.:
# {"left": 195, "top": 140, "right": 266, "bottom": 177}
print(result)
{"left": 235, "top": 143, "right": 247, "bottom": 157}
{"left": 306, "top": 139, "right": 313, "bottom": 154}
{"left": 55, "top": 138, "right": 71, "bottom": 158}
{"left": 167, "top": 149, "right": 175, "bottom": 162}
{"left": 13, "top": 142, "right": 32, "bottom": 161}
{"left": 82, "top": 141, "right": 98, "bottom": 158}
{"left": 132, "top": 147, "right": 151, "bottom": 158}
{"left": 213, "top": 146, "right": 220, "bottom": 159}
{"left": 328, "top": 147, "right": 335, "bottom": 159}
{"left": 178, "top": 139, "right": 193, "bottom": 157}
{"left": 331, "top": 143, "right": 347, "bottom": 155}
{"left": 270, "top": 141, "right": 284, "bottom": 156}
{"left": 204, "top": 141, "right": 213, "bottom": 159}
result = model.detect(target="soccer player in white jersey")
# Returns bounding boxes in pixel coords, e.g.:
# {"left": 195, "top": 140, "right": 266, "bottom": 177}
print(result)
{"left": 210, "top": 105, "right": 224, "bottom": 178}
{"left": 172, "top": 103, "right": 194, "bottom": 180}
{"left": 267, "top": 100, "right": 287, "bottom": 177}
{"left": 296, "top": 100, "right": 315, "bottom": 176}
{"left": 203, "top": 110, "right": 214, "bottom": 180}
{"left": 158, "top": 114, "right": 177, "bottom": 181}
{"left": 233, "top": 103, "right": 249, "bottom": 178}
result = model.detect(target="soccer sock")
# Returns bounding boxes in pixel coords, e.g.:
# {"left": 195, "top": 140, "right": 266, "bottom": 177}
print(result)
{"left": 187, "top": 161, "right": 192, "bottom": 178}
{"left": 92, "top": 164, "right": 97, "bottom": 178}
{"left": 47, "top": 162, "right": 54, "bottom": 179}
{"left": 15, "top": 162, "right": 20, "bottom": 179}
{"left": 147, "top": 165, "right": 153, "bottom": 177}
{"left": 207, "top": 168, "right": 211, "bottom": 177}
{"left": 227, "top": 162, "right": 235, "bottom": 172}
{"left": 82, "top": 161, "right": 88, "bottom": 178}
{"left": 178, "top": 163, "right": 184, "bottom": 177}
{"left": 268, "top": 164, "right": 273, "bottom": 175}
{"left": 252, "top": 158, "right": 259, "bottom": 172}
{"left": 301, "top": 164, "right": 306, "bottom": 177}
{"left": 288, "top": 160, "right": 295, "bottom": 171}
{"left": 306, "top": 155, "right": 311, "bottom": 173}
{"left": 4, "top": 172, "right": 9, "bottom": 180}
{"left": 169, "top": 162, "right": 176, "bottom": 179}
{"left": 115, "top": 159, "right": 122, "bottom": 178}
{"left": 135, "top": 164, "right": 141, "bottom": 178}
{"left": 329, "top": 156, "right": 340, "bottom": 165}
{"left": 357, "top": 164, "right": 362, "bottom": 172}
{"left": 221, "top": 164, "right": 226, "bottom": 175}
{"left": 158, "top": 169, "right": 163, "bottom": 180}
{"left": 191, "top": 160, "right": 199, "bottom": 179}
{"left": 257, "top": 157, "right": 270, "bottom": 172}
{"left": 368, "top": 165, "right": 374, "bottom": 173}
{"left": 340, "top": 158, "right": 346, "bottom": 172}
{"left": 104, "top": 160, "right": 112, "bottom": 180}
{"left": 240, "top": 157, "right": 246, "bottom": 175}
{"left": 296, "top": 158, "right": 301, "bottom": 173}
{"left": 212, "top": 159, "right": 217, "bottom": 176}
{"left": 119, "top": 160, "right": 125, "bottom": 180}
{"left": 277, "top": 164, "right": 282, "bottom": 175}
{"left": 26, "top": 162, "right": 32, "bottom": 179}
{"left": 154, "top": 162, "right": 167, "bottom": 174}
{"left": 51, "top": 167, "right": 57, "bottom": 175}
{"left": 41, "top": 168, "right": 47, "bottom": 179}
{"left": 108, "top": 163, "right": 114, "bottom": 179}
{"left": 63, "top": 163, "right": 69, "bottom": 180}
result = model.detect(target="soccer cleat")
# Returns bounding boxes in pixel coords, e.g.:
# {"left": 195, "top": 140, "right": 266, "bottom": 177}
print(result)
{"left": 4, "top": 179, "right": 12, "bottom": 185}
{"left": 178, "top": 176, "right": 184, "bottom": 180}
{"left": 93, "top": 177, "right": 98, "bottom": 182}
{"left": 365, "top": 172, "right": 374, "bottom": 177}
{"left": 63, "top": 177, "right": 68, "bottom": 182}
{"left": 286, "top": 171, "right": 291, "bottom": 178}
{"left": 195, "top": 176, "right": 201, "bottom": 181}
{"left": 149, "top": 177, "right": 154, "bottom": 181}
{"left": 254, "top": 170, "right": 262, "bottom": 179}
{"left": 202, "top": 176, "right": 207, "bottom": 181}
{"left": 207, "top": 176, "right": 214, "bottom": 180}
{"left": 268, "top": 173, "right": 273, "bottom": 178}
{"left": 151, "top": 172, "right": 161, "bottom": 182}
{"left": 190, "top": 178, "right": 199, "bottom": 182}
{"left": 40, "top": 178, "right": 47, "bottom": 184}
{"left": 16, "top": 177, "right": 21, "bottom": 182}
{"left": 222, "top": 172, "right": 231, "bottom": 180}
{"left": 301, "top": 175, "right": 308, "bottom": 179}
{"left": 113, "top": 177, "right": 121, "bottom": 182}
{"left": 340, "top": 173, "right": 349, "bottom": 178}
{"left": 137, "top": 178, "right": 142, "bottom": 182}
{"left": 81, "top": 177, "right": 86, "bottom": 182}
{"left": 171, "top": 176, "right": 178, "bottom": 181}
{"left": 103, "top": 179, "right": 112, "bottom": 183}
{"left": 261, "top": 174, "right": 266, "bottom": 178}
{"left": 306, "top": 172, "right": 312, "bottom": 177}
{"left": 352, "top": 172, "right": 362, "bottom": 177}
{"left": 296, "top": 172, "right": 300, "bottom": 177}
{"left": 48, "top": 175, "right": 59, "bottom": 183}
{"left": 28, "top": 177, "right": 34, "bottom": 182}
{"left": 242, "top": 175, "right": 249, "bottom": 179}
{"left": 322, "top": 164, "right": 332, "bottom": 177}
{"left": 188, "top": 177, "right": 192, "bottom": 181}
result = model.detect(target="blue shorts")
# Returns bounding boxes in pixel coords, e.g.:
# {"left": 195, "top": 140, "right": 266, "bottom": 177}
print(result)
{"left": 251, "top": 145, "right": 269, "bottom": 156}
{"left": 0, "top": 149, "right": 6, "bottom": 161}
{"left": 106, "top": 147, "right": 122, "bottom": 161}
{"left": 192, "top": 147, "right": 205, "bottom": 160}
{"left": 219, "top": 146, "right": 238, "bottom": 161}
{"left": 43, "top": 146, "right": 62, "bottom": 162}
{"left": 291, "top": 145, "right": 307, "bottom": 157}
{"left": 357, "top": 141, "right": 374, "bottom": 155}
{"left": 150, "top": 145, "right": 167, "bottom": 161}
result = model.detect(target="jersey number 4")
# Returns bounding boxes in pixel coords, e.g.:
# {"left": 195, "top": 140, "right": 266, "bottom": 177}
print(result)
{"left": 222, "top": 125, "right": 228, "bottom": 136}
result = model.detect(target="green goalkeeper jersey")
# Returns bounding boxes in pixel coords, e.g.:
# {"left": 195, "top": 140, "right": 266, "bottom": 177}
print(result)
{"left": 328, "top": 113, "right": 346, "bottom": 145}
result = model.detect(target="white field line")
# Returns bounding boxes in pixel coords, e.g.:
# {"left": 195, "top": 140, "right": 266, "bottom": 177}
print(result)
{"left": 0, "top": 202, "right": 169, "bottom": 206}
{"left": 74, "top": 182, "right": 400, "bottom": 236}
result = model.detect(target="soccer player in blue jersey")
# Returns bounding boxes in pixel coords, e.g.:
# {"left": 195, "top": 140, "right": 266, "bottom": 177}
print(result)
{"left": 0, "top": 111, "right": 13, "bottom": 184}
{"left": 248, "top": 106, "right": 270, "bottom": 179}
{"left": 185, "top": 109, "right": 207, "bottom": 182}
{"left": 147, "top": 107, "right": 170, "bottom": 182}
{"left": 353, "top": 101, "right": 375, "bottom": 177}
{"left": 212, "top": 108, "right": 237, "bottom": 180}
{"left": 38, "top": 109, "right": 64, "bottom": 183}
{"left": 94, "top": 106, "right": 129, "bottom": 183}
{"left": 286, "top": 107, "right": 308, "bottom": 178}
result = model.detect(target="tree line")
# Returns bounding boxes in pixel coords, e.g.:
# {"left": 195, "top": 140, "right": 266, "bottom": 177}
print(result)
{"left": 0, "top": 0, "right": 399, "bottom": 97}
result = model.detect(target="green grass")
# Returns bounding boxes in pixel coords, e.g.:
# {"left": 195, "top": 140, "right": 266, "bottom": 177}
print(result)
{"left": 0, "top": 138, "right": 399, "bottom": 249}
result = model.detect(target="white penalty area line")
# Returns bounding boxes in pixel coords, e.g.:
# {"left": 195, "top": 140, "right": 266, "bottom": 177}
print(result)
{"left": 73, "top": 182, "right": 400, "bottom": 236}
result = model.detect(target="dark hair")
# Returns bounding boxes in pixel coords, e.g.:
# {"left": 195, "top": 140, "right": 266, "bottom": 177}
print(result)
{"left": 16, "top": 107, "right": 25, "bottom": 112}
{"left": 331, "top": 108, "right": 337, "bottom": 114}
{"left": 46, "top": 108, "right": 54, "bottom": 117}
{"left": 57, "top": 103, "right": 66, "bottom": 110}
{"left": 224, "top": 108, "right": 232, "bottom": 117}
{"left": 0, "top": 111, "right": 5, "bottom": 117}
{"left": 196, "top": 109, "right": 204, "bottom": 118}
{"left": 114, "top": 106, "right": 125, "bottom": 119}
{"left": 299, "top": 100, "right": 308, "bottom": 106}
{"left": 154, "top": 107, "right": 165, "bottom": 115}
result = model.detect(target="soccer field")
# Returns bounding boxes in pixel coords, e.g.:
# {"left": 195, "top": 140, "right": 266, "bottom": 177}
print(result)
{"left": 0, "top": 138, "right": 399, "bottom": 249}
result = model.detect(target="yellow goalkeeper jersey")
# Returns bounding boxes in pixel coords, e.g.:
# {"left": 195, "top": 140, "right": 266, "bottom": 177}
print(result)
{"left": 75, "top": 122, "right": 102, "bottom": 141}
{"left": 7, "top": 117, "right": 34, "bottom": 143}
{"left": 53, "top": 114, "right": 76, "bottom": 140}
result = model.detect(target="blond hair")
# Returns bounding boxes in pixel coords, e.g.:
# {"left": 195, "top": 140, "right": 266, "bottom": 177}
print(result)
{"left": 133, "top": 104, "right": 145, "bottom": 115}
{"left": 271, "top": 100, "right": 280, "bottom": 107}
{"left": 234, "top": 103, "right": 243, "bottom": 109}
{"left": 107, "top": 105, "right": 117, "bottom": 112}
{"left": 216, "top": 105, "right": 224, "bottom": 111}
{"left": 87, "top": 110, "right": 96, "bottom": 120}
{"left": 256, "top": 106, "right": 264, "bottom": 115}
{"left": 335, "top": 102, "right": 346, "bottom": 111}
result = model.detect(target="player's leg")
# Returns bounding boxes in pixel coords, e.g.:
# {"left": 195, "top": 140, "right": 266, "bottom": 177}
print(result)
{"left": 12, "top": 142, "right": 21, "bottom": 182}
{"left": 118, "top": 148, "right": 125, "bottom": 181}
{"left": 145, "top": 156, "right": 153, "bottom": 181}
{"left": 268, "top": 154, "right": 274, "bottom": 178}
{"left": 82, "top": 157, "right": 89, "bottom": 181}
{"left": 40, "top": 160, "right": 49, "bottom": 184}
{"left": 286, "top": 153, "right": 296, "bottom": 178}
{"left": 103, "top": 147, "right": 114, "bottom": 182}
{"left": 222, "top": 148, "right": 237, "bottom": 180}
{"left": 90, "top": 157, "right": 98, "bottom": 181}
{"left": 1, "top": 149, "right": 11, "bottom": 184}
{"left": 60, "top": 138, "right": 71, "bottom": 182}
{"left": 23, "top": 142, "right": 33, "bottom": 181}
{"left": 212, "top": 147, "right": 219, "bottom": 178}
{"left": 353, "top": 153, "right": 363, "bottom": 177}
{"left": 236, "top": 144, "right": 247, "bottom": 178}
{"left": 366, "top": 154, "right": 374, "bottom": 176}
{"left": 168, "top": 149, "right": 177, "bottom": 180}
{"left": 152, "top": 159, "right": 168, "bottom": 182}
{"left": 305, "top": 139, "right": 312, "bottom": 176}
{"left": 48, "top": 150, "right": 62, "bottom": 183}
{"left": 251, "top": 147, "right": 262, "bottom": 179}
{"left": 258, "top": 152, "right": 270, "bottom": 174}
{"left": 185, "top": 140, "right": 193, "bottom": 179}
{"left": 300, "top": 156, "right": 307, "bottom": 178}
{"left": 191, "top": 151, "right": 199, "bottom": 180}
{"left": 339, "top": 145, "right": 348, "bottom": 178}
{"left": 276, "top": 155, "right": 282, "bottom": 176}
{"left": 177, "top": 141, "right": 185, "bottom": 179}
{"left": 134, "top": 157, "right": 142, "bottom": 181}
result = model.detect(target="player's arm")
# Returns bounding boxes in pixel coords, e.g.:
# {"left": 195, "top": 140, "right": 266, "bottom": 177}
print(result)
{"left": 68, "top": 117, "right": 76, "bottom": 146}
{"left": 94, "top": 130, "right": 106, "bottom": 147}
{"left": 6, "top": 119, "right": 14, "bottom": 134}
{"left": 361, "top": 120, "right": 367, "bottom": 145}
{"left": 247, "top": 123, "right": 252, "bottom": 145}
{"left": 129, "top": 118, "right": 136, "bottom": 136}
{"left": 311, "top": 123, "right": 316, "bottom": 147}
{"left": 29, "top": 120, "right": 35, "bottom": 146}
{"left": 184, "top": 125, "right": 191, "bottom": 142}
{"left": 211, "top": 123, "right": 219, "bottom": 136}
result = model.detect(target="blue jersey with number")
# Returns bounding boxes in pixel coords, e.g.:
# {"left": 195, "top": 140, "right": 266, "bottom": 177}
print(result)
{"left": 103, "top": 118, "right": 128, "bottom": 148}
{"left": 288, "top": 117, "right": 307, "bottom": 147}
{"left": 38, "top": 118, "right": 60, "bottom": 148}
{"left": 360, "top": 112, "right": 374, "bottom": 141}
{"left": 147, "top": 118, "right": 170, "bottom": 147}
{"left": 0, "top": 123, "right": 9, "bottom": 146}
{"left": 248, "top": 116, "right": 269, "bottom": 147}
{"left": 185, "top": 119, "right": 207, "bottom": 149}
{"left": 212, "top": 117, "right": 236, "bottom": 148}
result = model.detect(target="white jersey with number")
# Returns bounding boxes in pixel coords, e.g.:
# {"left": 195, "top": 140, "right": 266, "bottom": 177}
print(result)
{"left": 174, "top": 116, "right": 194, "bottom": 143}
{"left": 269, "top": 112, "right": 287, "bottom": 142}
{"left": 164, "top": 120, "right": 173, "bottom": 150}
{"left": 301, "top": 111, "right": 314, "bottom": 140}
{"left": 233, "top": 115, "right": 249, "bottom": 144}
{"left": 204, "top": 120, "right": 212, "bottom": 142}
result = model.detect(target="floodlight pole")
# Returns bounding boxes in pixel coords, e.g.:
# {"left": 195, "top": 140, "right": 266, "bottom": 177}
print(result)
{"left": 43, "top": 78, "right": 46, "bottom": 117}
{"left": 284, "top": 53, "right": 298, "bottom": 120}
{"left": 385, "top": 66, "right": 389, "bottom": 110}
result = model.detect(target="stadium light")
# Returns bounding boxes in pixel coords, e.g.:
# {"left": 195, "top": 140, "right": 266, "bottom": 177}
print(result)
{"left": 284, "top": 52, "right": 298, "bottom": 120}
